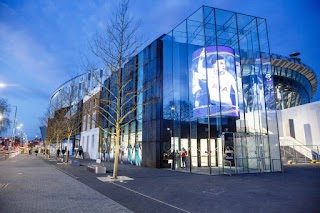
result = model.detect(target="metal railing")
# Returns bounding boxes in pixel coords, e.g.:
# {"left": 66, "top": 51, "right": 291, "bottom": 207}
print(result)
{"left": 223, "top": 160, "right": 232, "bottom": 176}
{"left": 280, "top": 137, "right": 319, "bottom": 163}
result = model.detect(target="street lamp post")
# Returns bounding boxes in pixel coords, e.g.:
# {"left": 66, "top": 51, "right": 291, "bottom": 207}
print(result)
{"left": 11, "top": 106, "right": 17, "bottom": 148}
{"left": 0, "top": 110, "right": 3, "bottom": 129}
{"left": 17, "top": 124, "right": 23, "bottom": 147}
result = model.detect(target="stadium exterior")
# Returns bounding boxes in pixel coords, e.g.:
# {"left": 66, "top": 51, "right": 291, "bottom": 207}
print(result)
{"left": 48, "top": 6, "right": 318, "bottom": 175}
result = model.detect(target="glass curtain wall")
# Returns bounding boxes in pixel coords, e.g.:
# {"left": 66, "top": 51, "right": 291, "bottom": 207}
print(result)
{"left": 162, "top": 6, "right": 281, "bottom": 174}
{"left": 101, "top": 40, "right": 162, "bottom": 167}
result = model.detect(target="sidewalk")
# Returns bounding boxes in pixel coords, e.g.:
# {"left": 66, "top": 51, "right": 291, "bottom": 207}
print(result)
{"left": 0, "top": 154, "right": 132, "bottom": 213}
{"left": 1, "top": 154, "right": 320, "bottom": 212}
{"left": 0, "top": 150, "right": 19, "bottom": 160}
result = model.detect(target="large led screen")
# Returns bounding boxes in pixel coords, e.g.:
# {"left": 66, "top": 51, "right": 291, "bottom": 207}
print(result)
{"left": 192, "top": 46, "right": 239, "bottom": 118}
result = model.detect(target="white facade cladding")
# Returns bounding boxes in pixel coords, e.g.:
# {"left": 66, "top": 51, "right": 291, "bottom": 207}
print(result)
{"left": 277, "top": 101, "right": 320, "bottom": 163}
{"left": 80, "top": 127, "right": 100, "bottom": 160}
{"left": 80, "top": 87, "right": 102, "bottom": 160}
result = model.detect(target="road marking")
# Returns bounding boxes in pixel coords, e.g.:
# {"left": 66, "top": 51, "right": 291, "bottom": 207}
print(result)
{"left": 0, "top": 183, "right": 8, "bottom": 188}
{"left": 111, "top": 182, "right": 191, "bottom": 213}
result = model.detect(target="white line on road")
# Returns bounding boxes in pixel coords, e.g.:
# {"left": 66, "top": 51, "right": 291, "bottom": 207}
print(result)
{"left": 111, "top": 182, "right": 191, "bottom": 213}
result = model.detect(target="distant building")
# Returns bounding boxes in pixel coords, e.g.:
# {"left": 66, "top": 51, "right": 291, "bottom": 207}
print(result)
{"left": 80, "top": 86, "right": 102, "bottom": 160}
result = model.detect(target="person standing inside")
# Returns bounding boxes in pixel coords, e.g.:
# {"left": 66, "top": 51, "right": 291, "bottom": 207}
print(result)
{"left": 78, "top": 146, "right": 83, "bottom": 159}
{"left": 106, "top": 140, "right": 111, "bottom": 162}
{"left": 57, "top": 148, "right": 60, "bottom": 158}
{"left": 181, "top": 148, "right": 187, "bottom": 168}
{"left": 127, "top": 142, "right": 133, "bottom": 164}
{"left": 102, "top": 147, "right": 106, "bottom": 161}
{"left": 119, "top": 140, "right": 125, "bottom": 164}
{"left": 133, "top": 141, "right": 141, "bottom": 166}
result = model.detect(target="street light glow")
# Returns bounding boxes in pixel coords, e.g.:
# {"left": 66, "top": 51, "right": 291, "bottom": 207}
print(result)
{"left": 17, "top": 124, "right": 23, "bottom": 129}
{"left": 0, "top": 83, "right": 7, "bottom": 88}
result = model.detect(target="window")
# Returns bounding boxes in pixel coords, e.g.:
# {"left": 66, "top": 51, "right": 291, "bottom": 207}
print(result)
{"left": 87, "top": 115, "right": 91, "bottom": 130}
{"left": 86, "top": 135, "right": 89, "bottom": 151}
{"left": 94, "top": 97, "right": 97, "bottom": 108}
{"left": 289, "top": 119, "right": 295, "bottom": 138}
{"left": 82, "top": 136, "right": 84, "bottom": 147}
{"left": 92, "top": 112, "right": 96, "bottom": 128}
{"left": 92, "top": 135, "right": 95, "bottom": 148}
{"left": 82, "top": 116, "right": 86, "bottom": 131}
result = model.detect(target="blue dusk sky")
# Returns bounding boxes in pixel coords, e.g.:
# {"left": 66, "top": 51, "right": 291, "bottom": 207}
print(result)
{"left": 0, "top": 0, "right": 319, "bottom": 138}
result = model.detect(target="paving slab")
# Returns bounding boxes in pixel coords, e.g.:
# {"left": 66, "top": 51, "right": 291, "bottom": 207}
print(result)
{"left": 0, "top": 154, "right": 132, "bottom": 213}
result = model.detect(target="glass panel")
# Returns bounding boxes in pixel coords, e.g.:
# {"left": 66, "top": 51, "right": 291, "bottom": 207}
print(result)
{"left": 172, "top": 19, "right": 188, "bottom": 171}
{"left": 159, "top": 6, "right": 281, "bottom": 174}
{"left": 162, "top": 32, "right": 174, "bottom": 168}
{"left": 187, "top": 6, "right": 209, "bottom": 174}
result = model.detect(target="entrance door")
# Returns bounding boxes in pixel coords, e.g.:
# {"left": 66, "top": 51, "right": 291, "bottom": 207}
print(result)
{"left": 233, "top": 132, "right": 271, "bottom": 173}
{"left": 234, "top": 133, "right": 249, "bottom": 173}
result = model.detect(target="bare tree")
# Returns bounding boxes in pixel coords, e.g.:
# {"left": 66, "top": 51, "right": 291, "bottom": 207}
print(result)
{"left": 88, "top": 0, "right": 158, "bottom": 179}
{"left": 45, "top": 119, "right": 54, "bottom": 158}
{"left": 39, "top": 108, "right": 49, "bottom": 156}
{"left": 57, "top": 80, "right": 82, "bottom": 163}
{"left": 48, "top": 96, "right": 68, "bottom": 160}
{"left": 39, "top": 106, "right": 55, "bottom": 158}
{"left": 0, "top": 98, "right": 11, "bottom": 135}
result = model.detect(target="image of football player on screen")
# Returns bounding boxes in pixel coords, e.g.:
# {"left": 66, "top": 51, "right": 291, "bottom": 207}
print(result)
{"left": 208, "top": 53, "right": 238, "bottom": 110}
{"left": 193, "top": 47, "right": 238, "bottom": 116}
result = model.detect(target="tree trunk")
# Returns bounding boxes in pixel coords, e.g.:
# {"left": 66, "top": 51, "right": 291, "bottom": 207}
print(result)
{"left": 66, "top": 134, "right": 71, "bottom": 163}
{"left": 113, "top": 123, "right": 120, "bottom": 179}
{"left": 55, "top": 135, "right": 60, "bottom": 160}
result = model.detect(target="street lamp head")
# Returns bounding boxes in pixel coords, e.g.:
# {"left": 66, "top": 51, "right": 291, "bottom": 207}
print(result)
{"left": 290, "top": 52, "right": 300, "bottom": 57}
{"left": 17, "top": 123, "right": 23, "bottom": 129}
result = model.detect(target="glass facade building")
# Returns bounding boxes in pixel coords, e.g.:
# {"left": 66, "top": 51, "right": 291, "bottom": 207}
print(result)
{"left": 158, "top": 6, "right": 281, "bottom": 174}
{"left": 49, "top": 6, "right": 317, "bottom": 175}
{"left": 100, "top": 6, "right": 282, "bottom": 174}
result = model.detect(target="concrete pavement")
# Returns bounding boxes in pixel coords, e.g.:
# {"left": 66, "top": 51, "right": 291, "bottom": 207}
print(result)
{"left": 1, "top": 154, "right": 320, "bottom": 212}
{"left": 0, "top": 154, "right": 132, "bottom": 213}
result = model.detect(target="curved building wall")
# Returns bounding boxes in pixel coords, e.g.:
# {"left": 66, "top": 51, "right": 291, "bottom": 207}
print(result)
{"left": 270, "top": 53, "right": 317, "bottom": 109}
{"left": 50, "top": 69, "right": 108, "bottom": 112}
{"left": 48, "top": 69, "right": 109, "bottom": 156}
